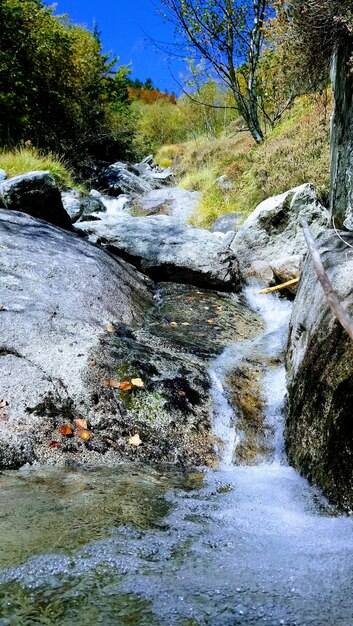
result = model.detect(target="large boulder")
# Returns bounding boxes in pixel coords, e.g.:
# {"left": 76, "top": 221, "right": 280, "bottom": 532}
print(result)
{"left": 0, "top": 171, "right": 72, "bottom": 229}
{"left": 0, "top": 210, "right": 220, "bottom": 469}
{"left": 231, "top": 184, "right": 329, "bottom": 285}
{"left": 286, "top": 229, "right": 353, "bottom": 509}
{"left": 76, "top": 214, "right": 240, "bottom": 290}
{"left": 0, "top": 209, "right": 152, "bottom": 468}
{"left": 98, "top": 165, "right": 153, "bottom": 197}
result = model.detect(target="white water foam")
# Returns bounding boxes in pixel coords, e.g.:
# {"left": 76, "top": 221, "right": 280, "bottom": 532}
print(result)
{"left": 209, "top": 279, "right": 292, "bottom": 468}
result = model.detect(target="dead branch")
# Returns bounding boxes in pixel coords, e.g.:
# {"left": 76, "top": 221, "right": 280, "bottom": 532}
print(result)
{"left": 301, "top": 218, "right": 353, "bottom": 341}
{"left": 258, "top": 278, "right": 299, "bottom": 294}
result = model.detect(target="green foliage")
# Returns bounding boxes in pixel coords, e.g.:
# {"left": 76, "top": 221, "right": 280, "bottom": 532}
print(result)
{"left": 0, "top": 146, "right": 82, "bottom": 189}
{"left": 0, "top": 0, "right": 132, "bottom": 163}
{"left": 160, "top": 94, "right": 331, "bottom": 228}
{"left": 132, "top": 81, "right": 238, "bottom": 157}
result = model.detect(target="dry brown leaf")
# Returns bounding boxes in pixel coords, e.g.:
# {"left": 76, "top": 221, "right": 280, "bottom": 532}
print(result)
{"left": 119, "top": 380, "right": 133, "bottom": 392}
{"left": 169, "top": 322, "right": 178, "bottom": 327}
{"left": 77, "top": 428, "right": 91, "bottom": 442}
{"left": 128, "top": 433, "right": 142, "bottom": 447}
{"left": 186, "top": 297, "right": 195, "bottom": 301}
{"left": 175, "top": 295, "right": 182, "bottom": 299}
{"left": 88, "top": 359, "right": 96, "bottom": 367}
{"left": 131, "top": 377, "right": 144, "bottom": 388}
{"left": 177, "top": 390, "right": 186, "bottom": 397}
{"left": 106, "top": 323, "right": 115, "bottom": 333}
{"left": 74, "top": 418, "right": 88, "bottom": 430}
{"left": 59, "top": 424, "right": 73, "bottom": 436}
{"left": 207, "top": 319, "right": 216, "bottom": 324}
{"left": 49, "top": 441, "right": 62, "bottom": 448}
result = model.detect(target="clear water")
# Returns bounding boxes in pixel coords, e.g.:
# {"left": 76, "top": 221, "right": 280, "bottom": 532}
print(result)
{"left": 1, "top": 284, "right": 353, "bottom": 626}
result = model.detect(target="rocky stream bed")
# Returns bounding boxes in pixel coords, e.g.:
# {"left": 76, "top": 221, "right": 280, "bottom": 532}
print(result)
{"left": 1, "top": 159, "right": 353, "bottom": 624}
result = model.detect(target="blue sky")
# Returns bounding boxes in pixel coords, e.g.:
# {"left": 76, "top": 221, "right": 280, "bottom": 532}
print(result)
{"left": 51, "top": 0, "right": 186, "bottom": 93}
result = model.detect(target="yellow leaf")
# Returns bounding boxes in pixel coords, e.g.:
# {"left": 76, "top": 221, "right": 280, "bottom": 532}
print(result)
{"left": 129, "top": 433, "right": 142, "bottom": 447}
{"left": 169, "top": 322, "right": 178, "bottom": 327}
{"left": 131, "top": 378, "right": 144, "bottom": 388}
{"left": 77, "top": 428, "right": 91, "bottom": 442}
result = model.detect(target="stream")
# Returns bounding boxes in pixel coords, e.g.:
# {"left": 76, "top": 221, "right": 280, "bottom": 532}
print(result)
{"left": 1, "top": 280, "right": 353, "bottom": 625}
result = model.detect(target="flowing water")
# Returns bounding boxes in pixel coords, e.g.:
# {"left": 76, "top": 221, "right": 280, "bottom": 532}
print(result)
{"left": 1, "top": 284, "right": 353, "bottom": 625}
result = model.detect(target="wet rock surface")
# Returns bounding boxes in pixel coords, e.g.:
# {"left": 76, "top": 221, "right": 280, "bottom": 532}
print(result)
{"left": 286, "top": 229, "right": 353, "bottom": 509}
{"left": 76, "top": 214, "right": 240, "bottom": 290}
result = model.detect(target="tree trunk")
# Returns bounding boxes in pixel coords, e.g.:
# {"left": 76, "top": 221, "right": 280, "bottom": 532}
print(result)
{"left": 330, "top": 40, "right": 353, "bottom": 229}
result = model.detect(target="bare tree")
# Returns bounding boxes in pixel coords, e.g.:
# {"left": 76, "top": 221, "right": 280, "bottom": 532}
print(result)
{"left": 159, "top": 0, "right": 271, "bottom": 144}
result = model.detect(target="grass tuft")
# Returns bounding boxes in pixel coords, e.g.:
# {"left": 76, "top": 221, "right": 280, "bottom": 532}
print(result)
{"left": 0, "top": 146, "right": 85, "bottom": 191}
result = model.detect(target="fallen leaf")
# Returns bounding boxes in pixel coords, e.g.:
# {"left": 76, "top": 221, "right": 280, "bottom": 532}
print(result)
{"left": 186, "top": 297, "right": 195, "bottom": 301}
{"left": 77, "top": 428, "right": 91, "bottom": 442}
{"left": 88, "top": 359, "right": 96, "bottom": 367}
{"left": 0, "top": 305, "right": 7, "bottom": 312}
{"left": 106, "top": 323, "right": 115, "bottom": 333}
{"left": 177, "top": 390, "right": 186, "bottom": 397}
{"left": 119, "top": 380, "right": 133, "bottom": 392}
{"left": 128, "top": 433, "right": 142, "bottom": 447}
{"left": 102, "top": 378, "right": 120, "bottom": 388}
{"left": 175, "top": 295, "right": 182, "bottom": 299}
{"left": 0, "top": 412, "right": 9, "bottom": 421}
{"left": 131, "top": 377, "right": 144, "bottom": 388}
{"left": 207, "top": 319, "right": 217, "bottom": 324}
{"left": 74, "top": 418, "right": 88, "bottom": 430}
{"left": 169, "top": 322, "right": 178, "bottom": 327}
{"left": 59, "top": 424, "right": 73, "bottom": 436}
{"left": 0, "top": 399, "right": 8, "bottom": 409}
{"left": 49, "top": 441, "right": 62, "bottom": 448}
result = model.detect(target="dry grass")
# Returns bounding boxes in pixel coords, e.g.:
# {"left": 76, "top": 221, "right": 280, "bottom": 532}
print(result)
{"left": 156, "top": 94, "right": 331, "bottom": 229}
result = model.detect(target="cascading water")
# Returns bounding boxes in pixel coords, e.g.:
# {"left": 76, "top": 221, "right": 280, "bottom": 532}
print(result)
{"left": 210, "top": 279, "right": 292, "bottom": 467}
{"left": 1, "top": 282, "right": 353, "bottom": 625}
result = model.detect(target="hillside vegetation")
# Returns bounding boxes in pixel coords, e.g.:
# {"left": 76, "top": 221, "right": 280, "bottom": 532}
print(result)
{"left": 156, "top": 93, "right": 331, "bottom": 228}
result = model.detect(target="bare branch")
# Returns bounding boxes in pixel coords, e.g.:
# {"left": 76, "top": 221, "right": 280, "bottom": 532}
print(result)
{"left": 301, "top": 218, "right": 353, "bottom": 342}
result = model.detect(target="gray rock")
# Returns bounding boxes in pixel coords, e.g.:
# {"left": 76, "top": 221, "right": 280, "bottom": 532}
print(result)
{"left": 61, "top": 189, "right": 106, "bottom": 223}
{"left": 0, "top": 209, "right": 152, "bottom": 469}
{"left": 76, "top": 213, "right": 240, "bottom": 290}
{"left": 231, "top": 184, "right": 329, "bottom": 283}
{"left": 0, "top": 171, "right": 72, "bottom": 229}
{"left": 136, "top": 187, "right": 200, "bottom": 222}
{"left": 0, "top": 169, "right": 6, "bottom": 182}
{"left": 142, "top": 154, "right": 154, "bottom": 165}
{"left": 99, "top": 166, "right": 153, "bottom": 197}
{"left": 211, "top": 213, "right": 242, "bottom": 234}
{"left": 285, "top": 229, "right": 353, "bottom": 509}
{"left": 215, "top": 175, "right": 234, "bottom": 192}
